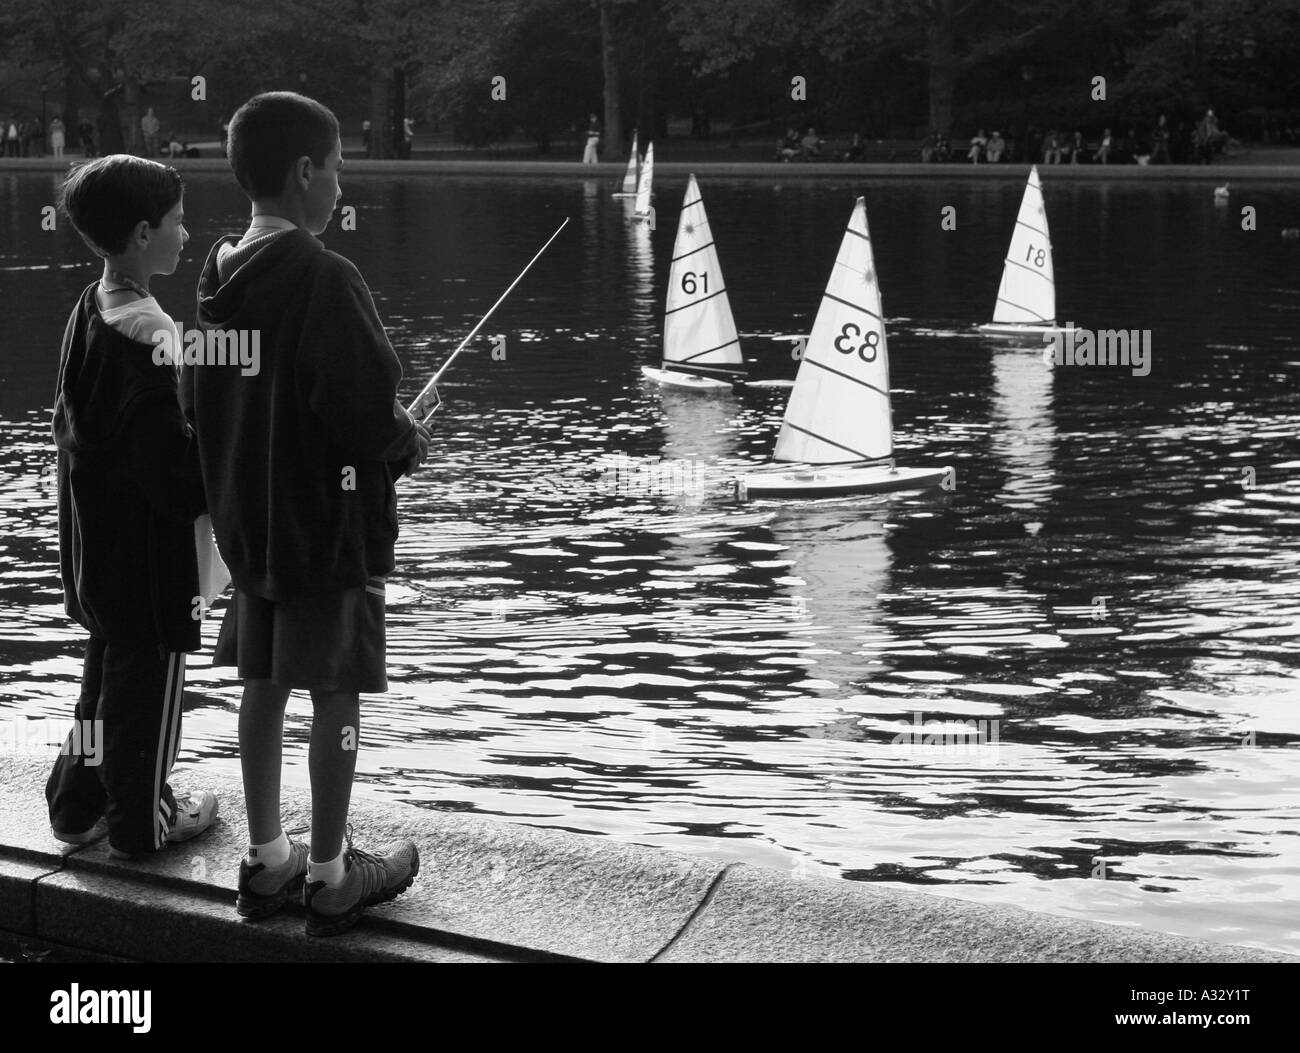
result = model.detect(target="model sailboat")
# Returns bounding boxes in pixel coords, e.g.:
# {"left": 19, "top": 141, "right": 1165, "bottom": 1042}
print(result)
{"left": 613, "top": 130, "right": 640, "bottom": 198}
{"left": 630, "top": 142, "right": 654, "bottom": 223}
{"left": 978, "top": 165, "right": 1066, "bottom": 341}
{"left": 736, "top": 198, "right": 950, "bottom": 498}
{"left": 641, "top": 174, "right": 745, "bottom": 390}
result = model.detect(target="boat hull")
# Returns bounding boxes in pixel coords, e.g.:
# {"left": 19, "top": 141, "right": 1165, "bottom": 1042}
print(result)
{"left": 736, "top": 463, "right": 950, "bottom": 498}
{"left": 977, "top": 321, "right": 1067, "bottom": 344}
{"left": 641, "top": 365, "right": 737, "bottom": 391}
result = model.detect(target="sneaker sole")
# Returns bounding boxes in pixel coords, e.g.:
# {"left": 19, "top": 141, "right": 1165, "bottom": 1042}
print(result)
{"left": 237, "top": 873, "right": 308, "bottom": 920}
{"left": 51, "top": 818, "right": 109, "bottom": 846}
{"left": 305, "top": 845, "right": 420, "bottom": 938}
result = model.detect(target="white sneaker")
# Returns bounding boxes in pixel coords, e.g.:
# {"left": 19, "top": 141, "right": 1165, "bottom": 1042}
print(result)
{"left": 164, "top": 790, "right": 219, "bottom": 844}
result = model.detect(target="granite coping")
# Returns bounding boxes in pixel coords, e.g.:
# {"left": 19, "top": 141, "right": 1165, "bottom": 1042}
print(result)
{"left": 1, "top": 752, "right": 1295, "bottom": 963}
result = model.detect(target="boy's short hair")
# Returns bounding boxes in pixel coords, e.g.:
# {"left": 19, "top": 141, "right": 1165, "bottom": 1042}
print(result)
{"left": 58, "top": 154, "right": 183, "bottom": 256}
{"left": 227, "top": 92, "right": 339, "bottom": 200}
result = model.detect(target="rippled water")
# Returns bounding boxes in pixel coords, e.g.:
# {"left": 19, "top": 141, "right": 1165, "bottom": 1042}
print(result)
{"left": 3, "top": 170, "right": 1299, "bottom": 955}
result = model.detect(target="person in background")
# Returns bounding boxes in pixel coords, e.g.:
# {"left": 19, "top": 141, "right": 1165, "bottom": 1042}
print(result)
{"left": 1042, "top": 129, "right": 1061, "bottom": 164}
{"left": 581, "top": 112, "right": 599, "bottom": 163}
{"left": 1095, "top": 127, "right": 1113, "bottom": 164}
{"left": 402, "top": 116, "right": 413, "bottom": 159}
{"left": 1150, "top": 114, "right": 1171, "bottom": 164}
{"left": 776, "top": 126, "right": 799, "bottom": 161}
{"left": 79, "top": 120, "right": 96, "bottom": 158}
{"left": 361, "top": 119, "right": 371, "bottom": 156}
{"left": 841, "top": 131, "right": 864, "bottom": 162}
{"left": 967, "top": 128, "right": 986, "bottom": 163}
{"left": 5, "top": 117, "right": 19, "bottom": 157}
{"left": 1068, "top": 130, "right": 1086, "bottom": 163}
{"left": 800, "top": 126, "right": 822, "bottom": 159}
{"left": 1195, "top": 108, "right": 1223, "bottom": 163}
{"left": 50, "top": 115, "right": 66, "bottom": 159}
{"left": 141, "top": 107, "right": 160, "bottom": 157}
{"left": 985, "top": 129, "right": 1006, "bottom": 162}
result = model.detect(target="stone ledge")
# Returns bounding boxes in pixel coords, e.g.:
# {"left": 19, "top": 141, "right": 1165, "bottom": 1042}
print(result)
{"left": 2, "top": 752, "right": 1295, "bottom": 963}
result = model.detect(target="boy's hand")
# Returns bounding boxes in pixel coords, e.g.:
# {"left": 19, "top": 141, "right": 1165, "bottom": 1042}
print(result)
{"left": 400, "top": 421, "right": 431, "bottom": 476}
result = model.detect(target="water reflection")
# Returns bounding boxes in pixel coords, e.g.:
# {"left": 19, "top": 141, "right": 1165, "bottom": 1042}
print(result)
{"left": 2, "top": 173, "right": 1298, "bottom": 954}
{"left": 990, "top": 345, "right": 1056, "bottom": 520}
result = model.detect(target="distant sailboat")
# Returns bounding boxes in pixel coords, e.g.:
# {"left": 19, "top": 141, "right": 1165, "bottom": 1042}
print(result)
{"left": 631, "top": 142, "right": 654, "bottom": 222}
{"left": 737, "top": 197, "right": 951, "bottom": 498}
{"left": 978, "top": 165, "right": 1067, "bottom": 342}
{"left": 613, "top": 130, "right": 640, "bottom": 199}
{"left": 641, "top": 174, "right": 745, "bottom": 390}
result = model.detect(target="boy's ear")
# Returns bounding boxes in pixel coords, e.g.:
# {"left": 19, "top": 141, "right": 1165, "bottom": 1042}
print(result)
{"left": 131, "top": 218, "right": 153, "bottom": 247}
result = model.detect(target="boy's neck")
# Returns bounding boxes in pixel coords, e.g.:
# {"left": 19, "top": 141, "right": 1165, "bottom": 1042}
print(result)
{"left": 250, "top": 202, "right": 305, "bottom": 229}
{"left": 100, "top": 258, "right": 151, "bottom": 295}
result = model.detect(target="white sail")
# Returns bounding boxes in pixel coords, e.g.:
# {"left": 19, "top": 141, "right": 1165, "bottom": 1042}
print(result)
{"left": 991, "top": 165, "right": 1056, "bottom": 325}
{"left": 619, "top": 131, "right": 639, "bottom": 194}
{"left": 634, "top": 141, "right": 654, "bottom": 216}
{"left": 662, "top": 175, "right": 743, "bottom": 377}
{"left": 773, "top": 197, "right": 892, "bottom": 464}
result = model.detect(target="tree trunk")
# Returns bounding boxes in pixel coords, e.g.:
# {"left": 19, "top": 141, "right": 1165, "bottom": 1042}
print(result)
{"left": 599, "top": 1, "right": 622, "bottom": 159}
{"left": 98, "top": 89, "right": 124, "bottom": 154}
{"left": 392, "top": 65, "right": 406, "bottom": 158}
{"left": 369, "top": 66, "right": 391, "bottom": 158}
{"left": 926, "top": 0, "right": 956, "bottom": 136}
{"left": 62, "top": 71, "right": 82, "bottom": 142}
{"left": 122, "top": 77, "right": 142, "bottom": 154}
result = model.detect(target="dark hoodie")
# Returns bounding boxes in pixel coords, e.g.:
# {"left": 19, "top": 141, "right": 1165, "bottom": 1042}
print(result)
{"left": 53, "top": 283, "right": 206, "bottom": 652}
{"left": 183, "top": 227, "right": 420, "bottom": 602}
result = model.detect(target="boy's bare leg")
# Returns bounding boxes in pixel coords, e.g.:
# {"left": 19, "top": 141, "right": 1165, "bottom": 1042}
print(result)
{"left": 307, "top": 690, "right": 359, "bottom": 862}
{"left": 239, "top": 679, "right": 291, "bottom": 844}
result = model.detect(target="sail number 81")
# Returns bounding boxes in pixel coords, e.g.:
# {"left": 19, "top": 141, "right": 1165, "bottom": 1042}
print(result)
{"left": 681, "top": 271, "right": 709, "bottom": 294}
{"left": 833, "top": 322, "right": 880, "bottom": 362}
{"left": 1025, "top": 244, "right": 1046, "bottom": 267}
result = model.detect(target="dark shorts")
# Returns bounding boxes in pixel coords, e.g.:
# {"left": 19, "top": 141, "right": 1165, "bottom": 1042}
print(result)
{"left": 213, "top": 577, "right": 388, "bottom": 694}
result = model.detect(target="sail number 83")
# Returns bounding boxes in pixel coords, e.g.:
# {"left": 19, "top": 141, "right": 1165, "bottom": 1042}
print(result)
{"left": 833, "top": 322, "right": 880, "bottom": 362}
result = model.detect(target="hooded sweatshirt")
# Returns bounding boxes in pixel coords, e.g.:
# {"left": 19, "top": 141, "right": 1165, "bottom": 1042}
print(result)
{"left": 53, "top": 283, "right": 206, "bottom": 652}
{"left": 183, "top": 227, "right": 420, "bottom": 602}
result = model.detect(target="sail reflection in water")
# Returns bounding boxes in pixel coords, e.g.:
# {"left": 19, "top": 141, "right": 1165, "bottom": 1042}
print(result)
{"left": 990, "top": 346, "right": 1057, "bottom": 516}
{"left": 766, "top": 506, "right": 895, "bottom": 690}
{"left": 624, "top": 198, "right": 655, "bottom": 342}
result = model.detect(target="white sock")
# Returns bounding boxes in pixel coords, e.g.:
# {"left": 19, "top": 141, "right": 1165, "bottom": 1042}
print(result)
{"left": 308, "top": 849, "right": 346, "bottom": 886}
{"left": 246, "top": 830, "right": 289, "bottom": 868}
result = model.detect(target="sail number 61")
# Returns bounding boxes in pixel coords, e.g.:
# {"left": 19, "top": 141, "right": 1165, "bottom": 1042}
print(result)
{"left": 833, "top": 322, "right": 880, "bottom": 361}
{"left": 681, "top": 271, "right": 709, "bottom": 294}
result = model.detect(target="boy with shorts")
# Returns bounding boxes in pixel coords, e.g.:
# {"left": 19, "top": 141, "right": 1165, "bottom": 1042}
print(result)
{"left": 48, "top": 155, "right": 219, "bottom": 858}
{"left": 182, "top": 92, "right": 430, "bottom": 936}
